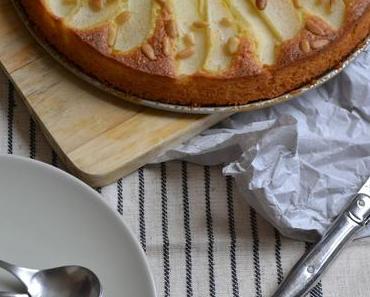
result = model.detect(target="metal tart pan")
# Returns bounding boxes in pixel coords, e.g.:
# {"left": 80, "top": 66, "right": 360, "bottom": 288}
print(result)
{"left": 12, "top": 0, "right": 370, "bottom": 114}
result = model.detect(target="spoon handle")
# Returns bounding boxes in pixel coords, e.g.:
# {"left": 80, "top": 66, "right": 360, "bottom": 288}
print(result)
{"left": 0, "top": 260, "right": 37, "bottom": 287}
{"left": 0, "top": 293, "right": 28, "bottom": 297}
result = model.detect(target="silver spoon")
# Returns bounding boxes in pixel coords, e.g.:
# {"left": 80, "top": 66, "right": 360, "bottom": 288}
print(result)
{"left": 0, "top": 292, "right": 104, "bottom": 297}
{"left": 0, "top": 260, "right": 102, "bottom": 297}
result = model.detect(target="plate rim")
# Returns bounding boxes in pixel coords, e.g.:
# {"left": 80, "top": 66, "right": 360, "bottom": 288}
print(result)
{"left": 0, "top": 154, "right": 157, "bottom": 297}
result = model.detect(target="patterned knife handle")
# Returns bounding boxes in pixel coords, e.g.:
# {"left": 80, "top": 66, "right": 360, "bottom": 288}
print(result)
{"left": 272, "top": 192, "right": 370, "bottom": 297}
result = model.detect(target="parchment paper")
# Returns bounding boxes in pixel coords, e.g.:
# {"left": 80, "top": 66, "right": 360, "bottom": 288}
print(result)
{"left": 157, "top": 47, "right": 370, "bottom": 241}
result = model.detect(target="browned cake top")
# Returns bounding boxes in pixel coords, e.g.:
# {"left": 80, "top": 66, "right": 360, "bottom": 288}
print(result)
{"left": 20, "top": 0, "right": 370, "bottom": 106}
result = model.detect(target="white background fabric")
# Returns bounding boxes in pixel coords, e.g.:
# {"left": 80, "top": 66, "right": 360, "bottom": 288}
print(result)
{"left": 1, "top": 70, "right": 370, "bottom": 297}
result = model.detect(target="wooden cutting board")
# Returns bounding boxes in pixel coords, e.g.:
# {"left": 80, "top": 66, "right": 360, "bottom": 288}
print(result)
{"left": 0, "top": 1, "right": 230, "bottom": 187}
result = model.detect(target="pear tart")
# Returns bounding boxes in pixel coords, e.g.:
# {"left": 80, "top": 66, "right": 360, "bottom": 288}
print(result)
{"left": 20, "top": 0, "right": 370, "bottom": 106}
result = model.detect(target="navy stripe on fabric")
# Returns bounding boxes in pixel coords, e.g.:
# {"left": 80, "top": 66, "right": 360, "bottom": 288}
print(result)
{"left": 204, "top": 166, "right": 216, "bottom": 297}
{"left": 310, "top": 282, "right": 324, "bottom": 297}
{"left": 274, "top": 228, "right": 284, "bottom": 285}
{"left": 161, "top": 163, "right": 170, "bottom": 297}
{"left": 7, "top": 81, "right": 15, "bottom": 154}
{"left": 138, "top": 167, "right": 147, "bottom": 252}
{"left": 51, "top": 150, "right": 58, "bottom": 167}
{"left": 250, "top": 207, "right": 262, "bottom": 297}
{"left": 182, "top": 162, "right": 193, "bottom": 297}
{"left": 29, "top": 118, "right": 36, "bottom": 159}
{"left": 226, "top": 176, "right": 240, "bottom": 297}
{"left": 117, "top": 178, "right": 123, "bottom": 215}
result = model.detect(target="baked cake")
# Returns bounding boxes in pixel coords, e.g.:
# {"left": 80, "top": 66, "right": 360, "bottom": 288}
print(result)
{"left": 20, "top": 0, "right": 370, "bottom": 106}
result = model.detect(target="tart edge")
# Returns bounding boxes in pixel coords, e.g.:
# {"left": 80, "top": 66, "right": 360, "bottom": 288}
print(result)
{"left": 20, "top": 0, "right": 370, "bottom": 106}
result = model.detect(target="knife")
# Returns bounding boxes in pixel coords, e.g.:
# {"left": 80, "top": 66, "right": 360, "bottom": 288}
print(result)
{"left": 272, "top": 177, "right": 370, "bottom": 297}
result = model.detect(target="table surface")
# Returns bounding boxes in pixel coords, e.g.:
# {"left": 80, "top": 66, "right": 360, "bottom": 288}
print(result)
{"left": 1, "top": 70, "right": 370, "bottom": 297}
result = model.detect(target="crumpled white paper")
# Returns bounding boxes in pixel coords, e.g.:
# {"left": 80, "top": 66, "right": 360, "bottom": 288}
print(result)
{"left": 157, "top": 46, "right": 370, "bottom": 241}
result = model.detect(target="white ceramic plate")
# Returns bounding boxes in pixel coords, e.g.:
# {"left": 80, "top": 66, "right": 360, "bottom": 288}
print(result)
{"left": 0, "top": 155, "right": 156, "bottom": 297}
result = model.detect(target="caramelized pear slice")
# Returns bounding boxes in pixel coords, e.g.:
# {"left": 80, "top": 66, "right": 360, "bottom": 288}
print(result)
{"left": 203, "top": 0, "right": 238, "bottom": 72}
{"left": 66, "top": 0, "right": 126, "bottom": 29}
{"left": 299, "top": 0, "right": 345, "bottom": 29}
{"left": 249, "top": 0, "right": 303, "bottom": 40}
{"left": 45, "top": 0, "right": 80, "bottom": 18}
{"left": 171, "top": 0, "right": 207, "bottom": 75}
{"left": 113, "top": 0, "right": 155, "bottom": 52}
{"left": 228, "top": 0, "right": 277, "bottom": 65}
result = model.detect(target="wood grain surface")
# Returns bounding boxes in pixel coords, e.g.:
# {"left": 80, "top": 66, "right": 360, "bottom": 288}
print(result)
{"left": 0, "top": 1, "right": 229, "bottom": 186}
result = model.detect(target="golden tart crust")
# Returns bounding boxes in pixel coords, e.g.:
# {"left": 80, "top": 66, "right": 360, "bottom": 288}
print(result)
{"left": 20, "top": 0, "right": 370, "bottom": 106}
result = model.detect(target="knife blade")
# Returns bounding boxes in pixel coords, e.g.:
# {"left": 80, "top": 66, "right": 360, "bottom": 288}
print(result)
{"left": 272, "top": 177, "right": 370, "bottom": 297}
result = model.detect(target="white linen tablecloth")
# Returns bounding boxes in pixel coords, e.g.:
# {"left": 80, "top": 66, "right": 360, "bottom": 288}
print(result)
{"left": 1, "top": 70, "right": 370, "bottom": 297}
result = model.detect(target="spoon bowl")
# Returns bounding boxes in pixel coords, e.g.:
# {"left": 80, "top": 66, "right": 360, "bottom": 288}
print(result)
{"left": 29, "top": 266, "right": 101, "bottom": 297}
{"left": 0, "top": 260, "right": 102, "bottom": 297}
